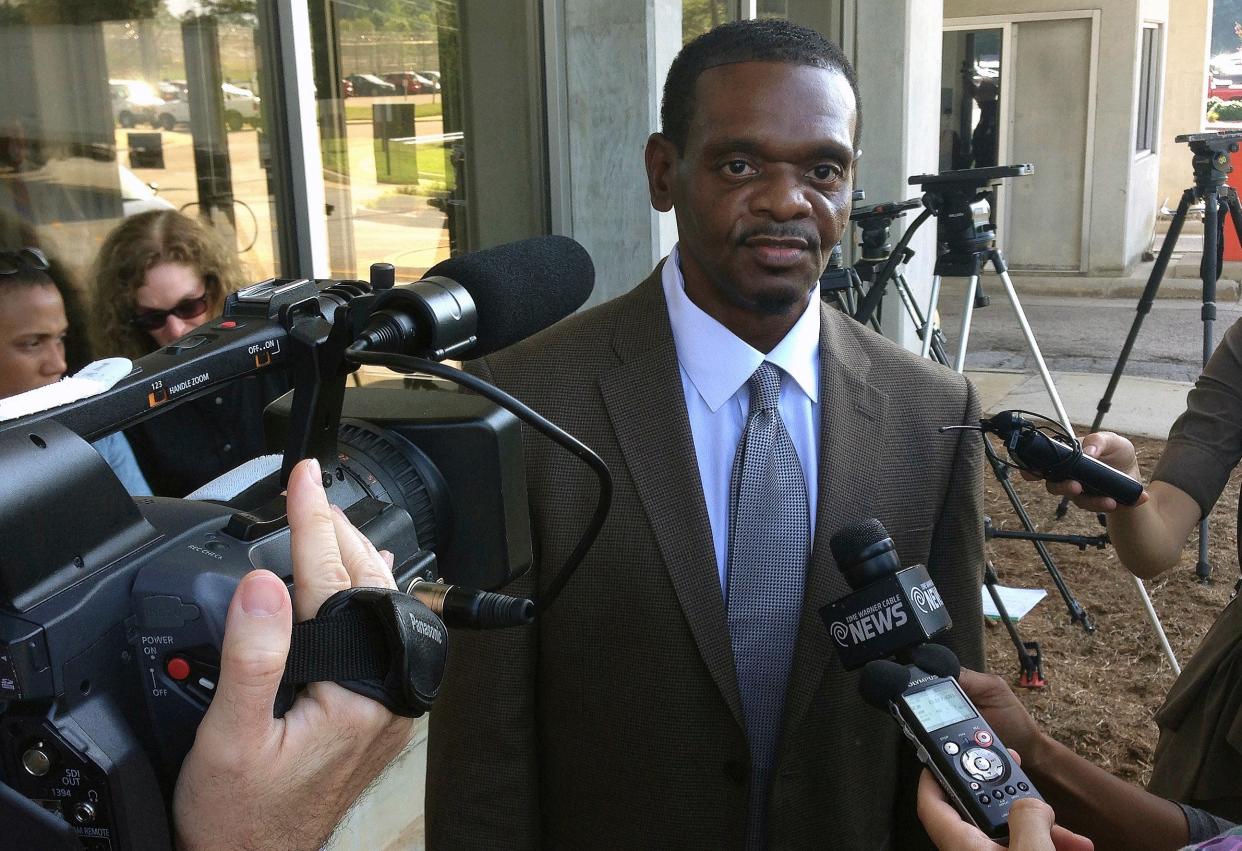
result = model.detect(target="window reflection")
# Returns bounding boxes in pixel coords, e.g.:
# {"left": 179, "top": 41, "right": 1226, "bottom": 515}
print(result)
{"left": 0, "top": 1, "right": 277, "bottom": 290}
{"left": 310, "top": 0, "right": 462, "bottom": 281}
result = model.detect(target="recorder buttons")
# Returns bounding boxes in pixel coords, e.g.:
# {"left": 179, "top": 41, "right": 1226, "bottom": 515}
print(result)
{"left": 942, "top": 742, "right": 960, "bottom": 755}
{"left": 973, "top": 730, "right": 993, "bottom": 746}
{"left": 961, "top": 747, "right": 1005, "bottom": 783}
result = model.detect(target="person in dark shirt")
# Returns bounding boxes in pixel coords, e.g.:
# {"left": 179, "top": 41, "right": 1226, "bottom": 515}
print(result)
{"left": 91, "top": 210, "right": 287, "bottom": 496}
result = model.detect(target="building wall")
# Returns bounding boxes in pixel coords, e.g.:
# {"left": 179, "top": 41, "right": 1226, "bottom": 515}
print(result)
{"left": 944, "top": 0, "right": 1169, "bottom": 274}
{"left": 1156, "top": 0, "right": 1210, "bottom": 208}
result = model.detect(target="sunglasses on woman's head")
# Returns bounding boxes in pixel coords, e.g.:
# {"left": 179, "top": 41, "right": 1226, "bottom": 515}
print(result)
{"left": 0, "top": 247, "right": 49, "bottom": 275}
{"left": 128, "top": 294, "right": 209, "bottom": 331}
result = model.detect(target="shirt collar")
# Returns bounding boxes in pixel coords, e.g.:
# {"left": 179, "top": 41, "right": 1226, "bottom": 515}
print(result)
{"left": 662, "top": 243, "right": 821, "bottom": 412}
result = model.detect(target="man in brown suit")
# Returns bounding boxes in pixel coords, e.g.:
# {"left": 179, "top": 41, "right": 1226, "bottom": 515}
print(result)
{"left": 427, "top": 19, "right": 984, "bottom": 850}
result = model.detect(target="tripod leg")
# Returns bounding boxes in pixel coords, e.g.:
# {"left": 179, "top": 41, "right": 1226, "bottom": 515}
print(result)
{"left": 922, "top": 275, "right": 943, "bottom": 360}
{"left": 1089, "top": 188, "right": 1193, "bottom": 434}
{"left": 1130, "top": 573, "right": 1181, "bottom": 675}
{"left": 954, "top": 275, "right": 979, "bottom": 373}
{"left": 984, "top": 561, "right": 1045, "bottom": 686}
{"left": 1056, "top": 187, "right": 1198, "bottom": 520}
{"left": 1192, "top": 194, "right": 1225, "bottom": 582}
{"left": 985, "top": 441, "right": 1095, "bottom": 630}
{"left": 992, "top": 255, "right": 1075, "bottom": 437}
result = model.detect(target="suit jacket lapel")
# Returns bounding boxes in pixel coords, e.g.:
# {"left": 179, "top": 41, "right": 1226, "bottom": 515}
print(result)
{"left": 598, "top": 270, "right": 745, "bottom": 728}
{"left": 781, "top": 306, "right": 889, "bottom": 744}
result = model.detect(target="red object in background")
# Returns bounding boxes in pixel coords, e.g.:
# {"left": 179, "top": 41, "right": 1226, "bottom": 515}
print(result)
{"left": 1224, "top": 145, "right": 1242, "bottom": 261}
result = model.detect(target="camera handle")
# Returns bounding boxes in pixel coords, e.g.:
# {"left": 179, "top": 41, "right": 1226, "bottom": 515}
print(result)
{"left": 278, "top": 298, "right": 359, "bottom": 489}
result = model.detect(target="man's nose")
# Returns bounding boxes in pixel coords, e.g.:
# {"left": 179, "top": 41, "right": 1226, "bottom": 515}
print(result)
{"left": 752, "top": 169, "right": 814, "bottom": 220}
{"left": 43, "top": 344, "right": 66, "bottom": 378}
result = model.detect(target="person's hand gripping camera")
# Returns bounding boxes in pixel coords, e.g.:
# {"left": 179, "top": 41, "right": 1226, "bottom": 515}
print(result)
{"left": 173, "top": 458, "right": 416, "bottom": 851}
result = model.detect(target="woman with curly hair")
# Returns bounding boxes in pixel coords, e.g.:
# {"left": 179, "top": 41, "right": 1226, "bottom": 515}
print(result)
{"left": 91, "top": 210, "right": 287, "bottom": 496}
{"left": 92, "top": 209, "right": 245, "bottom": 359}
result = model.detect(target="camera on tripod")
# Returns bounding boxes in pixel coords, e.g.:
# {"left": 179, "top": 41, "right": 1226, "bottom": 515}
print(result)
{"left": 0, "top": 237, "right": 596, "bottom": 848}
{"left": 909, "top": 164, "right": 1033, "bottom": 266}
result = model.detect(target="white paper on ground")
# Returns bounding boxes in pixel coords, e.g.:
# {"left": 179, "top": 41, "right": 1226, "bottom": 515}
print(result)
{"left": 981, "top": 584, "right": 1047, "bottom": 622}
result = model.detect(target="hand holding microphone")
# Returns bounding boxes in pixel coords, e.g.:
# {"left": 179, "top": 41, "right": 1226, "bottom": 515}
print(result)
{"left": 824, "top": 519, "right": 1045, "bottom": 843}
{"left": 1017, "top": 430, "right": 1149, "bottom": 514}
{"left": 942, "top": 411, "right": 1147, "bottom": 512}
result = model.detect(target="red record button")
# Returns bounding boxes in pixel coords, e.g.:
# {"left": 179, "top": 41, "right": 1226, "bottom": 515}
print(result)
{"left": 974, "top": 730, "right": 993, "bottom": 746}
{"left": 166, "top": 656, "right": 191, "bottom": 681}
{"left": 219, "top": 321, "right": 237, "bottom": 329}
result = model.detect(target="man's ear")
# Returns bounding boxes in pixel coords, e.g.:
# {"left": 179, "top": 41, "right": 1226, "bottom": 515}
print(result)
{"left": 645, "top": 133, "right": 677, "bottom": 213}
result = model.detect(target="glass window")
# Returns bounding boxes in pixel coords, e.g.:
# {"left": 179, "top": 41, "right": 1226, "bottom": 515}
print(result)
{"left": 683, "top": 0, "right": 733, "bottom": 44}
{"left": 309, "top": 0, "right": 464, "bottom": 281}
{"left": 1136, "top": 25, "right": 1161, "bottom": 154}
{"left": 0, "top": 3, "right": 280, "bottom": 295}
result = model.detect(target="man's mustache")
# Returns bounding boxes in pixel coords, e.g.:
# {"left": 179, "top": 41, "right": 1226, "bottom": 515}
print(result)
{"left": 737, "top": 225, "right": 821, "bottom": 251}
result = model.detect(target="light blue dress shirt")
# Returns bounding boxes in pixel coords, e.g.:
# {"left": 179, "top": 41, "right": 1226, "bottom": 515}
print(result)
{"left": 92, "top": 432, "right": 153, "bottom": 496}
{"left": 661, "top": 244, "right": 821, "bottom": 595}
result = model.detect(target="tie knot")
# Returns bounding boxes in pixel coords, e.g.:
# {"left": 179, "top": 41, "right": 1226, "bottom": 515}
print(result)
{"left": 748, "top": 361, "right": 783, "bottom": 413}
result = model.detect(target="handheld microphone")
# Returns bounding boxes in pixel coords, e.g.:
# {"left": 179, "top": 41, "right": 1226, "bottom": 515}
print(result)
{"left": 825, "top": 519, "right": 1045, "bottom": 842}
{"left": 819, "top": 519, "right": 952, "bottom": 670}
{"left": 352, "top": 235, "right": 595, "bottom": 360}
{"left": 943, "top": 410, "right": 1143, "bottom": 506}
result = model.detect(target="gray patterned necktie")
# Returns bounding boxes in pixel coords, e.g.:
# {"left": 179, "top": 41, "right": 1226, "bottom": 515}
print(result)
{"left": 727, "top": 360, "right": 810, "bottom": 851}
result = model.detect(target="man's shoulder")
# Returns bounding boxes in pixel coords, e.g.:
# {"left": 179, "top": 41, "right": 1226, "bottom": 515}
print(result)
{"left": 822, "top": 306, "right": 973, "bottom": 404}
{"left": 478, "top": 274, "right": 662, "bottom": 386}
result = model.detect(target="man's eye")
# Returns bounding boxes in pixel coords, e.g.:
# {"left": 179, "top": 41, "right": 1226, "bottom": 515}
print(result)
{"left": 810, "top": 164, "right": 842, "bottom": 182}
{"left": 722, "top": 160, "right": 755, "bottom": 177}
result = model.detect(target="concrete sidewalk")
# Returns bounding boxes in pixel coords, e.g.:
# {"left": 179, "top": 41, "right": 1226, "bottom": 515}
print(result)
{"left": 966, "top": 368, "right": 1191, "bottom": 439}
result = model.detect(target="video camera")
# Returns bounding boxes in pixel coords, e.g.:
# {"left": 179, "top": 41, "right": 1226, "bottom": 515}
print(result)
{"left": 0, "top": 236, "right": 597, "bottom": 849}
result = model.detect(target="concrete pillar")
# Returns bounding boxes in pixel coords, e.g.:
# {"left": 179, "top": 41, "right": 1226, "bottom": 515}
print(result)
{"left": 554, "top": 0, "right": 680, "bottom": 306}
{"left": 1156, "top": 0, "right": 1210, "bottom": 208}
{"left": 850, "top": 0, "right": 944, "bottom": 350}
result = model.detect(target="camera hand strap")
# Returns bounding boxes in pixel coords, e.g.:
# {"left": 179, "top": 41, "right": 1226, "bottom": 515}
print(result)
{"left": 279, "top": 587, "right": 447, "bottom": 718}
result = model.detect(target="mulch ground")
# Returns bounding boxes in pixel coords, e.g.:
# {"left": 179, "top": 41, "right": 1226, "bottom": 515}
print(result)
{"left": 982, "top": 433, "right": 1239, "bottom": 785}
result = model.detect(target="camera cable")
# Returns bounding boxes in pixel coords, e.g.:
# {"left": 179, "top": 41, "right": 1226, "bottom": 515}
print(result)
{"left": 345, "top": 346, "right": 612, "bottom": 613}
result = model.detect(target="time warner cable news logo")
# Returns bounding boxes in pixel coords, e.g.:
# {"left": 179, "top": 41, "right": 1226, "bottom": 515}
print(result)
{"left": 828, "top": 580, "right": 945, "bottom": 647}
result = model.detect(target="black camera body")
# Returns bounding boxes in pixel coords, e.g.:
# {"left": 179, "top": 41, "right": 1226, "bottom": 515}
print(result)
{"left": 0, "top": 277, "right": 532, "bottom": 849}
{"left": 908, "top": 164, "right": 1033, "bottom": 273}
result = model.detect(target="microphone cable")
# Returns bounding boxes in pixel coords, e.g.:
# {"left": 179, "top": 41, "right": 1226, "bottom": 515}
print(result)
{"left": 345, "top": 344, "right": 612, "bottom": 614}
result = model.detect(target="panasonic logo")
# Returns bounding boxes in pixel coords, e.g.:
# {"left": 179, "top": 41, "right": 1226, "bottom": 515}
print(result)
{"left": 410, "top": 614, "right": 443, "bottom": 644}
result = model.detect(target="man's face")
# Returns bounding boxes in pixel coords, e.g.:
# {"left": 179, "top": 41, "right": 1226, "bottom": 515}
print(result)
{"left": 646, "top": 61, "right": 856, "bottom": 343}
{"left": 0, "top": 284, "right": 68, "bottom": 398}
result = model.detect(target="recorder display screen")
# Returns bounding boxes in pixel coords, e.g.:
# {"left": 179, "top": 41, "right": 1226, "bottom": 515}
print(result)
{"left": 905, "top": 680, "right": 977, "bottom": 732}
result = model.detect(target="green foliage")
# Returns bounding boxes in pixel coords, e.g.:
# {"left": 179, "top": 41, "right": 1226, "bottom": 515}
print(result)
{"left": 1209, "top": 99, "right": 1242, "bottom": 122}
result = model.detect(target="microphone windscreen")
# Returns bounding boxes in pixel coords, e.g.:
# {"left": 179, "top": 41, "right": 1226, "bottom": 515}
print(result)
{"left": 830, "top": 518, "right": 890, "bottom": 568}
{"left": 425, "top": 235, "right": 594, "bottom": 358}
{"left": 909, "top": 643, "right": 961, "bottom": 679}
{"left": 859, "top": 659, "right": 912, "bottom": 709}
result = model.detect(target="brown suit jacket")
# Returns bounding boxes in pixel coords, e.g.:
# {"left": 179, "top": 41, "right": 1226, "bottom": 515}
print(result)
{"left": 426, "top": 268, "right": 985, "bottom": 850}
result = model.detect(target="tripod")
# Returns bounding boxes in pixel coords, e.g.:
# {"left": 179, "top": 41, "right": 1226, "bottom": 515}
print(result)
{"left": 1067, "top": 131, "right": 1242, "bottom": 585}
{"left": 847, "top": 171, "right": 1100, "bottom": 634}
{"left": 846, "top": 199, "right": 953, "bottom": 366}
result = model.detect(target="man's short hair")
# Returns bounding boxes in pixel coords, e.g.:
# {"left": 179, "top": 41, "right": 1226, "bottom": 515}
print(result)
{"left": 660, "top": 18, "right": 862, "bottom": 153}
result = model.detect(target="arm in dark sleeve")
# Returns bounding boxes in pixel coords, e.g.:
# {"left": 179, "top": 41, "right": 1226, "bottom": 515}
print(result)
{"left": 1153, "top": 316, "right": 1242, "bottom": 518}
{"left": 1180, "top": 802, "right": 1238, "bottom": 845}
{"left": 893, "top": 377, "right": 986, "bottom": 850}
{"left": 929, "top": 377, "right": 986, "bottom": 669}
{"left": 424, "top": 356, "right": 541, "bottom": 850}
